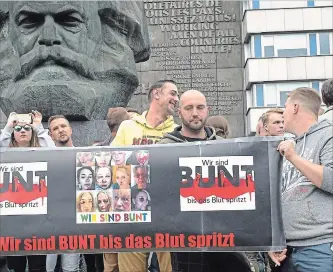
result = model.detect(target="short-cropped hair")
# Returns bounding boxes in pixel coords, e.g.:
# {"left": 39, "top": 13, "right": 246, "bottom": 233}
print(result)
{"left": 261, "top": 108, "right": 284, "bottom": 125}
{"left": 48, "top": 115, "right": 69, "bottom": 128}
{"left": 321, "top": 79, "right": 333, "bottom": 107}
{"left": 106, "top": 107, "right": 130, "bottom": 132}
{"left": 288, "top": 87, "right": 321, "bottom": 115}
{"left": 148, "top": 80, "right": 177, "bottom": 101}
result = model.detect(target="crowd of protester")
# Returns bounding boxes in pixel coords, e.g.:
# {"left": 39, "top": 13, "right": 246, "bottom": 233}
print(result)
{"left": 0, "top": 78, "right": 332, "bottom": 272}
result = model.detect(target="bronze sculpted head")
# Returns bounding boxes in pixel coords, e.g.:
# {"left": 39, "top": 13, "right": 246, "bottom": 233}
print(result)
{"left": 0, "top": 1, "right": 150, "bottom": 120}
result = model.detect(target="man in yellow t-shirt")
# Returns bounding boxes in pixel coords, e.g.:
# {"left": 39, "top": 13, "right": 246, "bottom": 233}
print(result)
{"left": 104, "top": 80, "right": 179, "bottom": 272}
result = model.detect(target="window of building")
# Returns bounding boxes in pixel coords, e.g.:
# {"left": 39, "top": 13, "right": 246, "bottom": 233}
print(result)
{"left": 315, "top": 1, "right": 333, "bottom": 6}
{"left": 254, "top": 81, "right": 325, "bottom": 107}
{"left": 280, "top": 91, "right": 290, "bottom": 106}
{"left": 255, "top": 84, "right": 264, "bottom": 106}
{"left": 312, "top": 81, "right": 320, "bottom": 91}
{"left": 307, "top": 0, "right": 315, "bottom": 6}
{"left": 252, "top": 33, "right": 332, "bottom": 58}
{"left": 252, "top": 0, "right": 260, "bottom": 9}
{"left": 276, "top": 34, "right": 308, "bottom": 57}
{"left": 319, "top": 33, "right": 331, "bottom": 55}
{"left": 264, "top": 84, "right": 277, "bottom": 106}
{"left": 309, "top": 33, "right": 317, "bottom": 56}
{"left": 254, "top": 35, "right": 262, "bottom": 58}
{"left": 247, "top": 0, "right": 308, "bottom": 9}
{"left": 264, "top": 46, "right": 274, "bottom": 57}
{"left": 262, "top": 36, "right": 274, "bottom": 57}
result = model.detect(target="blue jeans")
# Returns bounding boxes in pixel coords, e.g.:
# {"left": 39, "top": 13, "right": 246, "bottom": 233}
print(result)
{"left": 46, "top": 254, "right": 80, "bottom": 272}
{"left": 281, "top": 243, "right": 333, "bottom": 272}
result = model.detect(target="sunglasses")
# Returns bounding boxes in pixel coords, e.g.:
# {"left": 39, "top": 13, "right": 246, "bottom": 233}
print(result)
{"left": 14, "top": 125, "right": 32, "bottom": 132}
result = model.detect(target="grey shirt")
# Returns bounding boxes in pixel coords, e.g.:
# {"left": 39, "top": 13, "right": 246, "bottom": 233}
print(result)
{"left": 282, "top": 119, "right": 333, "bottom": 247}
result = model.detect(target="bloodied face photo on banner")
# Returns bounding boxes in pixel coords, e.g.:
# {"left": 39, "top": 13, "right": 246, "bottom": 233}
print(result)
{"left": 75, "top": 151, "right": 152, "bottom": 224}
{"left": 0, "top": 162, "right": 48, "bottom": 216}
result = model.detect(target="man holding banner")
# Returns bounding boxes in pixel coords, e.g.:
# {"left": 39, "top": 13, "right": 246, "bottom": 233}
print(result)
{"left": 271, "top": 87, "right": 333, "bottom": 271}
{"left": 160, "top": 90, "right": 251, "bottom": 272}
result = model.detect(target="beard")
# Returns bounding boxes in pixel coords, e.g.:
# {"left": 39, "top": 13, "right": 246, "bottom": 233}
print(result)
{"left": 58, "top": 135, "right": 70, "bottom": 145}
{"left": 181, "top": 116, "right": 207, "bottom": 133}
{"left": 0, "top": 44, "right": 138, "bottom": 121}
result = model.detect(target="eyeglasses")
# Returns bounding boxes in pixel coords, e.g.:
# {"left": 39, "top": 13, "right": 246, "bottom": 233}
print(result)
{"left": 14, "top": 125, "right": 32, "bottom": 132}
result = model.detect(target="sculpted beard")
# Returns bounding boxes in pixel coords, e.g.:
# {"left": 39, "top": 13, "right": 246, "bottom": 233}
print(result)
{"left": 15, "top": 44, "right": 137, "bottom": 84}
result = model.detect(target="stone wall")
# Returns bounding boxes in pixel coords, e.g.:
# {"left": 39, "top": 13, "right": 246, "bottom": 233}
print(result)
{"left": 129, "top": 0, "right": 245, "bottom": 137}
{"left": 0, "top": 1, "right": 245, "bottom": 145}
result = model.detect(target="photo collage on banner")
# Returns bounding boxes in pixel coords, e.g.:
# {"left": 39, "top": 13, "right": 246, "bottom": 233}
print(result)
{"left": 75, "top": 150, "right": 151, "bottom": 223}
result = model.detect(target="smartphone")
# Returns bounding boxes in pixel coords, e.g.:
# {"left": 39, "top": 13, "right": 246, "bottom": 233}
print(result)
{"left": 17, "top": 114, "right": 32, "bottom": 124}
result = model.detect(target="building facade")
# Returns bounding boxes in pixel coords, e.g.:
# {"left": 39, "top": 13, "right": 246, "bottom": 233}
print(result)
{"left": 242, "top": 0, "right": 333, "bottom": 134}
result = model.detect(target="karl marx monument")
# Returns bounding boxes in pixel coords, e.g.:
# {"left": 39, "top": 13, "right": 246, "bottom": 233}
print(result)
{"left": 0, "top": 1, "right": 244, "bottom": 144}
{"left": 0, "top": 1, "right": 150, "bottom": 121}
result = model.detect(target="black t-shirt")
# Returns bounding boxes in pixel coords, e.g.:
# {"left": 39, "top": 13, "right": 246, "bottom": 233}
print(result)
{"left": 182, "top": 135, "right": 207, "bottom": 142}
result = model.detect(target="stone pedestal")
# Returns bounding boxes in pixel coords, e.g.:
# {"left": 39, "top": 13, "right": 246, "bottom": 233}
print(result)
{"left": 58, "top": 120, "right": 111, "bottom": 147}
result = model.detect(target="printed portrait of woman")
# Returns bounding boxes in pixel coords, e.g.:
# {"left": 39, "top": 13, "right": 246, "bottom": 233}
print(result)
{"left": 95, "top": 167, "right": 112, "bottom": 190}
{"left": 95, "top": 151, "right": 112, "bottom": 167}
{"left": 96, "top": 191, "right": 112, "bottom": 212}
{"left": 132, "top": 189, "right": 151, "bottom": 211}
{"left": 111, "top": 151, "right": 132, "bottom": 165}
{"left": 131, "top": 165, "right": 150, "bottom": 190}
{"left": 112, "top": 165, "right": 131, "bottom": 190}
{"left": 112, "top": 189, "right": 131, "bottom": 212}
{"left": 76, "top": 192, "right": 95, "bottom": 213}
{"left": 76, "top": 166, "right": 95, "bottom": 190}
{"left": 76, "top": 152, "right": 95, "bottom": 167}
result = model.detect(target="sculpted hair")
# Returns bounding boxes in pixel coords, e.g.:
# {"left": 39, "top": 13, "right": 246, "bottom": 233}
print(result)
{"left": 148, "top": 79, "right": 177, "bottom": 101}
{"left": 0, "top": 10, "right": 8, "bottom": 30}
{"left": 321, "top": 79, "right": 333, "bottom": 106}
{"left": 288, "top": 87, "right": 322, "bottom": 115}
{"left": 261, "top": 108, "right": 284, "bottom": 125}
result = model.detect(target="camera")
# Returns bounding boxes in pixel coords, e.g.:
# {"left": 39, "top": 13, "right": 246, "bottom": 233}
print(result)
{"left": 17, "top": 114, "right": 32, "bottom": 124}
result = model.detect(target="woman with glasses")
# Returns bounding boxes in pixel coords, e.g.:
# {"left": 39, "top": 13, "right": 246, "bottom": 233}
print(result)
{"left": 0, "top": 110, "right": 55, "bottom": 272}
{"left": 0, "top": 111, "right": 55, "bottom": 148}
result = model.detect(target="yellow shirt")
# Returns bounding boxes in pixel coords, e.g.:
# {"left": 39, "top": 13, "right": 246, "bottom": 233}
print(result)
{"left": 111, "top": 111, "right": 177, "bottom": 146}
